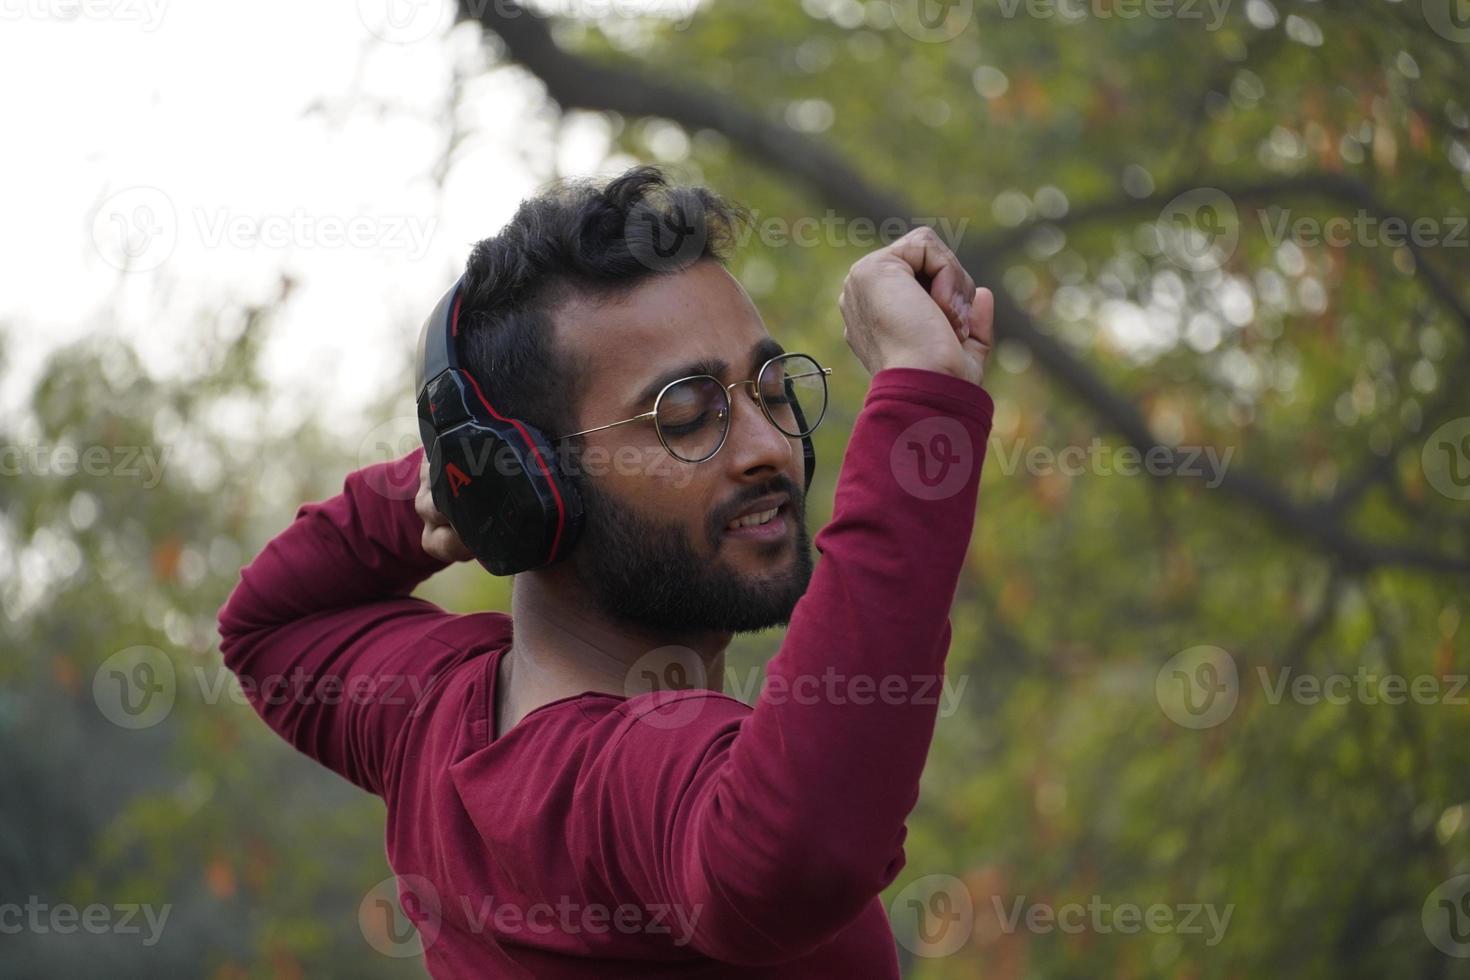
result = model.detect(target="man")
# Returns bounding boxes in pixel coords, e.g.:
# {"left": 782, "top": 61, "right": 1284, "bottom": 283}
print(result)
{"left": 218, "top": 166, "right": 995, "bottom": 977}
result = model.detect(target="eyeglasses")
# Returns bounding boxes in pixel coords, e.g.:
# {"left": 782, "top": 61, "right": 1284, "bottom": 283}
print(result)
{"left": 556, "top": 352, "right": 832, "bottom": 463}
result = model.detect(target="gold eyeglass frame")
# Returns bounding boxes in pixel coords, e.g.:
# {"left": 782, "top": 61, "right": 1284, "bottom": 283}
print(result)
{"left": 555, "top": 353, "right": 833, "bottom": 463}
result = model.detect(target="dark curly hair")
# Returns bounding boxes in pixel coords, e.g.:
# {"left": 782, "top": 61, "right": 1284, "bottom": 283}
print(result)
{"left": 455, "top": 165, "right": 746, "bottom": 441}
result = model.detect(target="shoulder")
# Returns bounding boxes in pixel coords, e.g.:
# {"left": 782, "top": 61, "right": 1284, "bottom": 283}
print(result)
{"left": 576, "top": 687, "right": 755, "bottom": 784}
{"left": 418, "top": 609, "right": 514, "bottom": 655}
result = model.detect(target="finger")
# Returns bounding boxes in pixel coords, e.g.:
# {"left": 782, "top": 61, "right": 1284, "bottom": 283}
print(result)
{"left": 968, "top": 286, "right": 996, "bottom": 348}
{"left": 416, "top": 485, "right": 448, "bottom": 529}
{"left": 443, "top": 534, "right": 474, "bottom": 562}
{"left": 423, "top": 525, "right": 472, "bottom": 563}
{"left": 888, "top": 228, "right": 972, "bottom": 329}
{"left": 416, "top": 458, "right": 435, "bottom": 515}
{"left": 888, "top": 226, "right": 956, "bottom": 280}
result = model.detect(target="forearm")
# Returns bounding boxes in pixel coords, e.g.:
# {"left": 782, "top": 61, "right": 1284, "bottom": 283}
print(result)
{"left": 679, "top": 367, "right": 993, "bottom": 956}
{"left": 217, "top": 448, "right": 457, "bottom": 794}
{"left": 218, "top": 449, "right": 445, "bottom": 642}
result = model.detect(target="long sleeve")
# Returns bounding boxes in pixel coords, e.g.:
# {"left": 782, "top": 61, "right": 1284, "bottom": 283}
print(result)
{"left": 581, "top": 366, "right": 994, "bottom": 964}
{"left": 217, "top": 448, "right": 464, "bottom": 797}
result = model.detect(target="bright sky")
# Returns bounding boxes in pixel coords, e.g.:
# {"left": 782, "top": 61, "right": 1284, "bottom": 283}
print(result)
{"left": 3, "top": 0, "right": 1336, "bottom": 453}
{"left": 0, "top": 0, "right": 675, "bottom": 434}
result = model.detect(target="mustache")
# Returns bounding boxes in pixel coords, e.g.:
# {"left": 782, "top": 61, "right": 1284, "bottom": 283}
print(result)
{"left": 707, "top": 474, "right": 802, "bottom": 547}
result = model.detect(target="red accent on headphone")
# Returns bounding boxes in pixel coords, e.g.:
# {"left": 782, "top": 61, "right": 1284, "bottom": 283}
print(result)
{"left": 445, "top": 462, "right": 471, "bottom": 497}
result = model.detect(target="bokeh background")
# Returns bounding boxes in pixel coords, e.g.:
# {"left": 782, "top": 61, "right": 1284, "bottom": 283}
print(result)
{"left": 3, "top": 0, "right": 1469, "bottom": 976}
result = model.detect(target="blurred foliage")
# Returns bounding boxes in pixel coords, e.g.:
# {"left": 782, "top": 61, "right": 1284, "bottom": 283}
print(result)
{"left": 603, "top": 2, "right": 1470, "bottom": 977}
{"left": 3, "top": 0, "right": 1469, "bottom": 977}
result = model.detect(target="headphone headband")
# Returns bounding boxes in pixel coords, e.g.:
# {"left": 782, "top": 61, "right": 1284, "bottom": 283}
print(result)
{"left": 415, "top": 280, "right": 459, "bottom": 397}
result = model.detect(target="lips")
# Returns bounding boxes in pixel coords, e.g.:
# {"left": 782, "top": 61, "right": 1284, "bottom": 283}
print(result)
{"left": 722, "top": 505, "right": 788, "bottom": 543}
{"left": 723, "top": 493, "right": 790, "bottom": 533}
{"left": 727, "top": 506, "right": 781, "bottom": 530}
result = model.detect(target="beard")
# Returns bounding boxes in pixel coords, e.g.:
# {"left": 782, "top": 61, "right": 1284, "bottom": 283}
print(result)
{"left": 565, "top": 471, "right": 814, "bottom": 635}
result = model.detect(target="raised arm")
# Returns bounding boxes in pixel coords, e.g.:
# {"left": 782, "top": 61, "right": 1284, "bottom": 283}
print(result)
{"left": 579, "top": 228, "right": 998, "bottom": 963}
{"left": 217, "top": 448, "right": 464, "bottom": 796}
{"left": 583, "top": 366, "right": 993, "bottom": 963}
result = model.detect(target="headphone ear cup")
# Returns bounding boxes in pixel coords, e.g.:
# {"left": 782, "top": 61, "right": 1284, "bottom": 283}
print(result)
{"left": 426, "top": 424, "right": 507, "bottom": 567}
{"left": 417, "top": 277, "right": 585, "bottom": 574}
{"left": 500, "top": 422, "right": 584, "bottom": 572}
{"left": 427, "top": 420, "right": 584, "bottom": 576}
{"left": 419, "top": 360, "right": 585, "bottom": 575}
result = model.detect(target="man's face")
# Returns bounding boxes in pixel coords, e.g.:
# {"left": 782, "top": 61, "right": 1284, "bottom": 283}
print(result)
{"left": 552, "top": 259, "right": 814, "bottom": 635}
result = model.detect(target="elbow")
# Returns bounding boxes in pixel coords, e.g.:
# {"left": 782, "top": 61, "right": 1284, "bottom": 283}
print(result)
{"left": 215, "top": 574, "right": 261, "bottom": 671}
{"left": 216, "top": 590, "right": 242, "bottom": 657}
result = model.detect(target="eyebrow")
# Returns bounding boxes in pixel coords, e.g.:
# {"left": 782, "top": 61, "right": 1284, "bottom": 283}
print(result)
{"left": 630, "top": 336, "right": 786, "bottom": 410}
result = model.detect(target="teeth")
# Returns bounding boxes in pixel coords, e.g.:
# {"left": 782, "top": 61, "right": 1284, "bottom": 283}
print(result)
{"left": 727, "top": 507, "right": 779, "bottom": 530}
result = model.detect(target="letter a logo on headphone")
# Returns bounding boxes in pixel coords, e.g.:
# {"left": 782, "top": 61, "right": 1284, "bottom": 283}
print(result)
{"left": 445, "top": 462, "right": 472, "bottom": 498}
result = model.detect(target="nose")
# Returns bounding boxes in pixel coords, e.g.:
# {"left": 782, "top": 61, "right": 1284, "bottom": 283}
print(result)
{"left": 721, "top": 382, "right": 795, "bottom": 482}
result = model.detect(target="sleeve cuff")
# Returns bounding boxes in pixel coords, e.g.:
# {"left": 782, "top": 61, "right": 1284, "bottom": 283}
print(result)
{"left": 864, "top": 367, "right": 995, "bottom": 426}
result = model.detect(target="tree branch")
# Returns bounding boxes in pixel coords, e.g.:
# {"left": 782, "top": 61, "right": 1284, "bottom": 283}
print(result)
{"left": 454, "top": 0, "right": 1470, "bottom": 576}
{"left": 974, "top": 172, "right": 1470, "bottom": 339}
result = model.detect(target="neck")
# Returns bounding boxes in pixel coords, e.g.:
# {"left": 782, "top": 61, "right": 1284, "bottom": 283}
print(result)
{"left": 505, "top": 562, "right": 732, "bottom": 704}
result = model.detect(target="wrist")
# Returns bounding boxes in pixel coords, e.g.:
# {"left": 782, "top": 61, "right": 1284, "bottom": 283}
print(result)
{"left": 876, "top": 357, "right": 980, "bottom": 386}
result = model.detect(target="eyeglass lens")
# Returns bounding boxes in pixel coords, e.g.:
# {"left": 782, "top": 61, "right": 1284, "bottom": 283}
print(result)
{"left": 653, "top": 354, "right": 828, "bottom": 463}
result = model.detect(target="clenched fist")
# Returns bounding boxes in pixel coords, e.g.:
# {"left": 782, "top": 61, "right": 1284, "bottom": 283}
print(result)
{"left": 838, "top": 225, "right": 994, "bottom": 386}
{"left": 417, "top": 454, "right": 474, "bottom": 564}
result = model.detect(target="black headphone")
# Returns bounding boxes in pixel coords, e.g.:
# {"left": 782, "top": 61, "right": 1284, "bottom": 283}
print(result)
{"left": 416, "top": 274, "right": 817, "bottom": 576}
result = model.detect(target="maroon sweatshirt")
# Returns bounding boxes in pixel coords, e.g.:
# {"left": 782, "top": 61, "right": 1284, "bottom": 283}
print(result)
{"left": 218, "top": 367, "right": 993, "bottom": 977}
